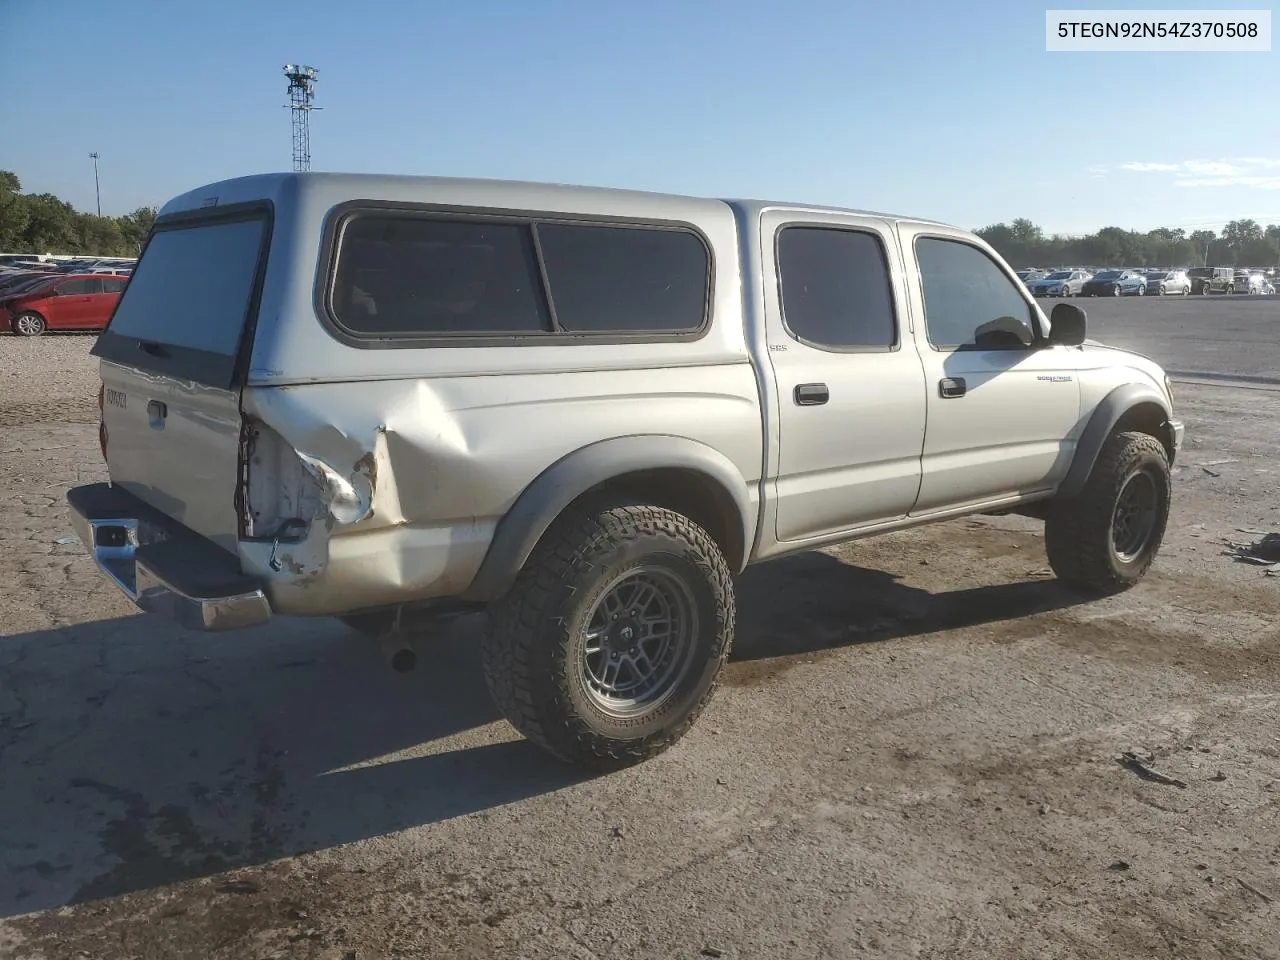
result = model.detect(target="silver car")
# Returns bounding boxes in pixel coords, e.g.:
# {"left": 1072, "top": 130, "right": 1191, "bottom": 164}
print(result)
{"left": 1143, "top": 270, "right": 1191, "bottom": 296}
{"left": 1235, "top": 271, "right": 1268, "bottom": 295}
{"left": 1028, "top": 269, "right": 1090, "bottom": 297}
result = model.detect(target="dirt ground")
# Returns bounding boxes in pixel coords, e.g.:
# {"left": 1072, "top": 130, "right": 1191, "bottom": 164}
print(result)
{"left": 2, "top": 309, "right": 1280, "bottom": 960}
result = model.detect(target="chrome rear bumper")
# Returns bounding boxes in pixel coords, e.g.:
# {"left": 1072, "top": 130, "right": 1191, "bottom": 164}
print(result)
{"left": 67, "top": 483, "right": 272, "bottom": 632}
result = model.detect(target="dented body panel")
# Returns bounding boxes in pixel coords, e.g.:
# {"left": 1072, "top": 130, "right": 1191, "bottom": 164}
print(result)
{"left": 235, "top": 366, "right": 762, "bottom": 615}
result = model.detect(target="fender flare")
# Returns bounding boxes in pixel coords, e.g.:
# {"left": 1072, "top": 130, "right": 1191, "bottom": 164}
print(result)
{"left": 461, "top": 435, "right": 755, "bottom": 602}
{"left": 1058, "top": 383, "right": 1173, "bottom": 498}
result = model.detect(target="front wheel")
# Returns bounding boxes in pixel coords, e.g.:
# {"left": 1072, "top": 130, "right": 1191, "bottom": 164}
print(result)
{"left": 1113, "top": 284, "right": 1122, "bottom": 297}
{"left": 482, "top": 500, "right": 735, "bottom": 770}
{"left": 12, "top": 312, "right": 46, "bottom": 337}
{"left": 1157, "top": 284, "right": 1167, "bottom": 296}
{"left": 1045, "top": 431, "right": 1171, "bottom": 595}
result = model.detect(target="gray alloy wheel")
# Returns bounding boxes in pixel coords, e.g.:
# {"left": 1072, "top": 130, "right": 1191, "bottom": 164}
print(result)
{"left": 13, "top": 312, "right": 46, "bottom": 337}
{"left": 1112, "top": 284, "right": 1122, "bottom": 296}
{"left": 578, "top": 565, "right": 699, "bottom": 719}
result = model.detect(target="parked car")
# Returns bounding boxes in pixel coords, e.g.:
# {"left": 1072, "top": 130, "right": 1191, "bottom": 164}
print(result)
{"left": 1234, "top": 271, "right": 1266, "bottom": 295}
{"left": 67, "top": 172, "right": 1183, "bottom": 770}
{"left": 0, "top": 273, "right": 127, "bottom": 336}
{"left": 0, "top": 271, "right": 53, "bottom": 294}
{"left": 1027, "top": 269, "right": 1090, "bottom": 297}
{"left": 1187, "top": 266, "right": 1234, "bottom": 294}
{"left": 1082, "top": 269, "right": 1147, "bottom": 297}
{"left": 0, "top": 272, "right": 75, "bottom": 301}
{"left": 1144, "top": 270, "right": 1191, "bottom": 296}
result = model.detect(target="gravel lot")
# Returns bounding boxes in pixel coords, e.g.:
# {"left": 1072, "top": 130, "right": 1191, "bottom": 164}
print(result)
{"left": 2, "top": 298, "right": 1280, "bottom": 960}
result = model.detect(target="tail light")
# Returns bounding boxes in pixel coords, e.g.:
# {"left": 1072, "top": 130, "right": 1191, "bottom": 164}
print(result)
{"left": 97, "top": 382, "right": 108, "bottom": 464}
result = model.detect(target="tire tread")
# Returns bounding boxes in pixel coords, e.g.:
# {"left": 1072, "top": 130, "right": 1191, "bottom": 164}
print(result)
{"left": 481, "top": 501, "right": 734, "bottom": 771}
{"left": 1045, "top": 430, "right": 1170, "bottom": 594}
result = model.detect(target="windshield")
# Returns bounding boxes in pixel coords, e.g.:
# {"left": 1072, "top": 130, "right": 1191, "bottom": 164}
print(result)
{"left": 1094, "top": 270, "right": 1121, "bottom": 280}
{"left": 3, "top": 276, "right": 57, "bottom": 297}
{"left": 1045, "top": 271, "right": 1071, "bottom": 280}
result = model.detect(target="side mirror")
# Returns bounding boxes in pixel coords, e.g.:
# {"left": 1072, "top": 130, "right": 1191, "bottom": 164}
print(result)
{"left": 1048, "top": 302, "right": 1087, "bottom": 346}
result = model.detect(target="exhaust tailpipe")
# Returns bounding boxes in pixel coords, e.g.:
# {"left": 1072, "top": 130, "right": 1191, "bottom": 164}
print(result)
{"left": 381, "top": 634, "right": 417, "bottom": 672}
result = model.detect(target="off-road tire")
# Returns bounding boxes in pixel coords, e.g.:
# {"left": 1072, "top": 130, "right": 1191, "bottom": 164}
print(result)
{"left": 1045, "top": 431, "right": 1171, "bottom": 595}
{"left": 481, "top": 501, "right": 735, "bottom": 771}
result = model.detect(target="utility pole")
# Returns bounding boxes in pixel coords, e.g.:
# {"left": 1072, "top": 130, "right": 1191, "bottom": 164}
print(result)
{"left": 89, "top": 152, "right": 101, "bottom": 216}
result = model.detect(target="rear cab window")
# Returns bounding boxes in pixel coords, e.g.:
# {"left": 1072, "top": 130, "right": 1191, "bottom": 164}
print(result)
{"left": 774, "top": 225, "right": 898, "bottom": 351}
{"left": 92, "top": 202, "right": 272, "bottom": 389}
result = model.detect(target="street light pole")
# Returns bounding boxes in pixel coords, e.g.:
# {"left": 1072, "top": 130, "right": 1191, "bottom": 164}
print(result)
{"left": 89, "top": 153, "right": 101, "bottom": 217}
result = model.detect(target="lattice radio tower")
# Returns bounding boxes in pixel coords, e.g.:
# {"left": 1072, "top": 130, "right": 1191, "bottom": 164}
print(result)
{"left": 283, "top": 64, "right": 320, "bottom": 172}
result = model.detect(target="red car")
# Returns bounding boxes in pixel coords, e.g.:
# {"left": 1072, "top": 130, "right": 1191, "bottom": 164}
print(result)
{"left": 0, "top": 273, "right": 128, "bottom": 337}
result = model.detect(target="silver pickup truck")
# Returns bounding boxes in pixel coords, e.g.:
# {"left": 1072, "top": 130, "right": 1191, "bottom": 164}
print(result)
{"left": 68, "top": 173, "right": 1183, "bottom": 770}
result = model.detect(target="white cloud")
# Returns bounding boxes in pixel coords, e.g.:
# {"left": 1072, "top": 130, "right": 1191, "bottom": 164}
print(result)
{"left": 1174, "top": 176, "right": 1280, "bottom": 190}
{"left": 1181, "top": 160, "right": 1245, "bottom": 176}
{"left": 1114, "top": 157, "right": 1280, "bottom": 189}
{"left": 1120, "top": 162, "right": 1180, "bottom": 172}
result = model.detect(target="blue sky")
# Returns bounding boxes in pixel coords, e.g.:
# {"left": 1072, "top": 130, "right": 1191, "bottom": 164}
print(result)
{"left": 2, "top": 0, "right": 1277, "bottom": 235}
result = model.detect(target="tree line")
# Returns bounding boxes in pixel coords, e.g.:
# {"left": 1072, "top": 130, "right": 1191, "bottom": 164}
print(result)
{"left": 977, "top": 217, "right": 1280, "bottom": 270}
{"left": 3, "top": 166, "right": 1279, "bottom": 270}
{"left": 0, "top": 171, "right": 156, "bottom": 258}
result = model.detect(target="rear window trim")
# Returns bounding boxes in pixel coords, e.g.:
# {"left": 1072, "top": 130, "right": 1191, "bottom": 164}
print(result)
{"left": 92, "top": 200, "right": 274, "bottom": 390}
{"left": 315, "top": 200, "right": 715, "bottom": 349}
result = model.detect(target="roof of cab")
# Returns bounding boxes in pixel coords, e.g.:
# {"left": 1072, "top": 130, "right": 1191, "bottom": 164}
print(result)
{"left": 158, "top": 171, "right": 955, "bottom": 232}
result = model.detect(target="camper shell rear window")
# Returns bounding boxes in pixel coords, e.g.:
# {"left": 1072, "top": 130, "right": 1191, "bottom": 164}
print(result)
{"left": 93, "top": 202, "right": 272, "bottom": 389}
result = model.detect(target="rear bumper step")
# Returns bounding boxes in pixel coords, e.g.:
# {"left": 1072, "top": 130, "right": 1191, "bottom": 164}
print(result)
{"left": 66, "top": 483, "right": 272, "bottom": 631}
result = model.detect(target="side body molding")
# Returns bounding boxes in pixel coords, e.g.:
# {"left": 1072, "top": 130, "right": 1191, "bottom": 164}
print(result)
{"left": 461, "top": 435, "right": 755, "bottom": 602}
{"left": 1058, "top": 383, "right": 1173, "bottom": 498}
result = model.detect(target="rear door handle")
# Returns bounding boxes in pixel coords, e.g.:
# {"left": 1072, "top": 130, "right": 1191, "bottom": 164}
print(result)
{"left": 939, "top": 377, "right": 967, "bottom": 399}
{"left": 794, "top": 383, "right": 829, "bottom": 406}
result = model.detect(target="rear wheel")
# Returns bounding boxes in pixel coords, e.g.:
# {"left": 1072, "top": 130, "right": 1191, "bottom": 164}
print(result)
{"left": 482, "top": 500, "right": 735, "bottom": 770}
{"left": 12, "top": 312, "right": 45, "bottom": 337}
{"left": 1045, "top": 431, "right": 1171, "bottom": 595}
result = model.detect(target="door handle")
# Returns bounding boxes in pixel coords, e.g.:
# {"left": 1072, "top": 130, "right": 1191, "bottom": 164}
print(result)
{"left": 939, "top": 377, "right": 967, "bottom": 399}
{"left": 794, "top": 383, "right": 829, "bottom": 406}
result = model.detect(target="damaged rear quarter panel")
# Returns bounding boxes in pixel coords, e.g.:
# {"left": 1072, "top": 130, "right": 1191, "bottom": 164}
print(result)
{"left": 236, "top": 366, "right": 761, "bottom": 616}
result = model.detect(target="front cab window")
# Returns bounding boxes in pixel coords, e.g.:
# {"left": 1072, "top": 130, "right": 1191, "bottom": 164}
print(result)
{"left": 916, "top": 237, "right": 1038, "bottom": 350}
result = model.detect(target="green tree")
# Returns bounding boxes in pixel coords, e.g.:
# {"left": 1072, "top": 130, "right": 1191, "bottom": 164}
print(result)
{"left": 0, "top": 172, "right": 31, "bottom": 251}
